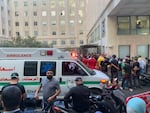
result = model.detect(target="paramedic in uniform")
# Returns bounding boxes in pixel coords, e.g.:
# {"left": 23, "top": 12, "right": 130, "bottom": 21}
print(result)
{"left": 34, "top": 69, "right": 61, "bottom": 113}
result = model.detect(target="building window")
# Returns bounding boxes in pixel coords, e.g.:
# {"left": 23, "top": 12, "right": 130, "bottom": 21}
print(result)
{"left": 60, "top": 10, "right": 65, "bottom": 16}
{"left": 24, "top": 11, "right": 28, "bottom": 16}
{"left": 80, "top": 40, "right": 84, "bottom": 45}
{"left": 8, "top": 10, "right": 10, "bottom": 16}
{"left": 59, "top": 0, "right": 65, "bottom": 7}
{"left": 51, "top": 21, "right": 56, "bottom": 25}
{"left": 117, "top": 16, "right": 150, "bottom": 35}
{"left": 69, "top": 0, "right": 75, "bottom": 7}
{"left": 70, "top": 40, "right": 75, "bottom": 45}
{"left": 52, "top": 40, "right": 57, "bottom": 45}
{"left": 50, "top": 0, "right": 56, "bottom": 8}
{"left": 42, "top": 21, "right": 47, "bottom": 26}
{"left": 70, "top": 9, "right": 75, "bottom": 16}
{"left": 51, "top": 11, "right": 56, "bottom": 16}
{"left": 79, "top": 0, "right": 84, "bottom": 7}
{"left": 33, "top": 11, "right": 37, "bottom": 16}
{"left": 61, "top": 40, "right": 66, "bottom": 45}
{"left": 117, "top": 17, "right": 130, "bottom": 35}
{"left": 15, "top": 22, "right": 19, "bottom": 26}
{"left": 8, "top": 20, "right": 11, "bottom": 26}
{"left": 79, "top": 31, "right": 84, "bottom": 35}
{"left": 42, "top": 11, "right": 47, "bottom": 16}
{"left": 34, "top": 21, "right": 38, "bottom": 26}
{"left": 95, "top": 26, "right": 100, "bottom": 40}
{"left": 101, "top": 19, "right": 105, "bottom": 37}
{"left": 61, "top": 32, "right": 65, "bottom": 35}
{"left": 2, "top": 29, "right": 5, "bottom": 35}
{"left": 70, "top": 32, "right": 74, "bottom": 35}
{"left": 25, "top": 31, "right": 29, "bottom": 36}
{"left": 119, "top": 45, "right": 130, "bottom": 58}
{"left": 43, "top": 31, "right": 47, "bottom": 36}
{"left": 34, "top": 31, "right": 38, "bottom": 36}
{"left": 15, "top": 11, "right": 19, "bottom": 16}
{"left": 9, "top": 31, "right": 11, "bottom": 36}
{"left": 78, "top": 10, "right": 83, "bottom": 17}
{"left": 14, "top": 1, "right": 18, "bottom": 7}
{"left": 69, "top": 20, "right": 74, "bottom": 24}
{"left": 24, "top": 1, "right": 28, "bottom": 6}
{"left": 16, "top": 32, "right": 20, "bottom": 36}
{"left": 60, "top": 20, "right": 65, "bottom": 25}
{"left": 78, "top": 20, "right": 83, "bottom": 24}
{"left": 33, "top": 0, "right": 37, "bottom": 6}
{"left": 135, "top": 16, "right": 149, "bottom": 35}
{"left": 42, "top": 0, "right": 46, "bottom": 6}
{"left": 52, "top": 31, "right": 56, "bottom": 35}
{"left": 25, "top": 22, "right": 28, "bottom": 26}
{"left": 137, "top": 45, "right": 148, "bottom": 58}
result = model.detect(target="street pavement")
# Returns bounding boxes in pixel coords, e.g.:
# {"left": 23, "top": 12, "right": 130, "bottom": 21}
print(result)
{"left": 122, "top": 85, "right": 150, "bottom": 97}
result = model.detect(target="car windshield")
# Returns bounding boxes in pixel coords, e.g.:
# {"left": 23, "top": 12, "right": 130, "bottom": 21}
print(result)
{"left": 76, "top": 59, "right": 96, "bottom": 75}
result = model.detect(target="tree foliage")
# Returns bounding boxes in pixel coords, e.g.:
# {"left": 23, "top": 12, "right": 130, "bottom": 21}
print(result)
{"left": 0, "top": 36, "right": 50, "bottom": 48}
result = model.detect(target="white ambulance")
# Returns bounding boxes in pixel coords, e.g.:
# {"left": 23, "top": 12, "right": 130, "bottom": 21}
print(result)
{"left": 0, "top": 48, "right": 110, "bottom": 96}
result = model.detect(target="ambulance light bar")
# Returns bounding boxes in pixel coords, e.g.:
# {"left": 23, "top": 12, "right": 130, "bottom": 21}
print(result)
{"left": 71, "top": 51, "right": 77, "bottom": 57}
{"left": 47, "top": 50, "right": 53, "bottom": 56}
{"left": 40, "top": 50, "right": 53, "bottom": 56}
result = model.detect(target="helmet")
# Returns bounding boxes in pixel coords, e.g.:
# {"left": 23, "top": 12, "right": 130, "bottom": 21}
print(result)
{"left": 126, "top": 97, "right": 146, "bottom": 113}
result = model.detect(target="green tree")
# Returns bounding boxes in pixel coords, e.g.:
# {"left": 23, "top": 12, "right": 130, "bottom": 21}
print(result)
{"left": 0, "top": 36, "right": 50, "bottom": 48}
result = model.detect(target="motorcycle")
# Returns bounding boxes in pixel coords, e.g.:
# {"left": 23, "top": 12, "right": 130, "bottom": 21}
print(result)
{"left": 89, "top": 79, "right": 127, "bottom": 113}
{"left": 140, "top": 73, "right": 150, "bottom": 86}
{"left": 46, "top": 96, "right": 106, "bottom": 113}
{"left": 46, "top": 95, "right": 118, "bottom": 113}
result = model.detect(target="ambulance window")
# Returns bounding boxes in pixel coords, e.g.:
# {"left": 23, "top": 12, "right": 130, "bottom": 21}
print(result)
{"left": 24, "top": 61, "right": 37, "bottom": 76}
{"left": 40, "top": 61, "right": 56, "bottom": 76}
{"left": 62, "top": 62, "right": 87, "bottom": 76}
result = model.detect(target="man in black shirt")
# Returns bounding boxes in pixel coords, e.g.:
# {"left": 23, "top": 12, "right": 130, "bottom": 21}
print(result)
{"left": 132, "top": 58, "right": 141, "bottom": 88}
{"left": 110, "top": 55, "right": 119, "bottom": 83}
{"left": 64, "top": 77, "right": 90, "bottom": 113}
{"left": 2, "top": 72, "right": 26, "bottom": 110}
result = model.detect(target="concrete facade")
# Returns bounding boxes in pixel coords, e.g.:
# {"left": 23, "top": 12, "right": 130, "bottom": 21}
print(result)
{"left": 0, "top": 0, "right": 11, "bottom": 42}
{"left": 87, "top": 0, "right": 150, "bottom": 59}
{"left": 10, "top": 0, "right": 87, "bottom": 49}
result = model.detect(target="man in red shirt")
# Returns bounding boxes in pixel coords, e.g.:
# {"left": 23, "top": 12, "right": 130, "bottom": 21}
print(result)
{"left": 87, "top": 55, "right": 97, "bottom": 69}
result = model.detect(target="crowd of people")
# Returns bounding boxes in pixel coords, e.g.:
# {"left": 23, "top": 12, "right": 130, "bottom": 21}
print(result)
{"left": 0, "top": 54, "right": 148, "bottom": 113}
{"left": 80, "top": 53, "right": 148, "bottom": 92}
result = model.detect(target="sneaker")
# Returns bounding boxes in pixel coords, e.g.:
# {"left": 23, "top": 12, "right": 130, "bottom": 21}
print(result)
{"left": 129, "top": 88, "right": 133, "bottom": 92}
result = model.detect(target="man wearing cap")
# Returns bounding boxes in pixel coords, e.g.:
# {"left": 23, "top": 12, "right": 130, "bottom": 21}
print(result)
{"left": 64, "top": 77, "right": 90, "bottom": 113}
{"left": 1, "top": 72, "right": 26, "bottom": 111}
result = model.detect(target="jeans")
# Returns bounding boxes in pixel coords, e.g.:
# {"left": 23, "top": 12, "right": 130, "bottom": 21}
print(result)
{"left": 132, "top": 75, "right": 140, "bottom": 88}
{"left": 42, "top": 101, "right": 54, "bottom": 113}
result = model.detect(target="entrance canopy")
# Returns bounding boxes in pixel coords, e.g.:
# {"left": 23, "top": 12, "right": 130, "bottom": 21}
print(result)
{"left": 109, "top": 0, "right": 150, "bottom": 16}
